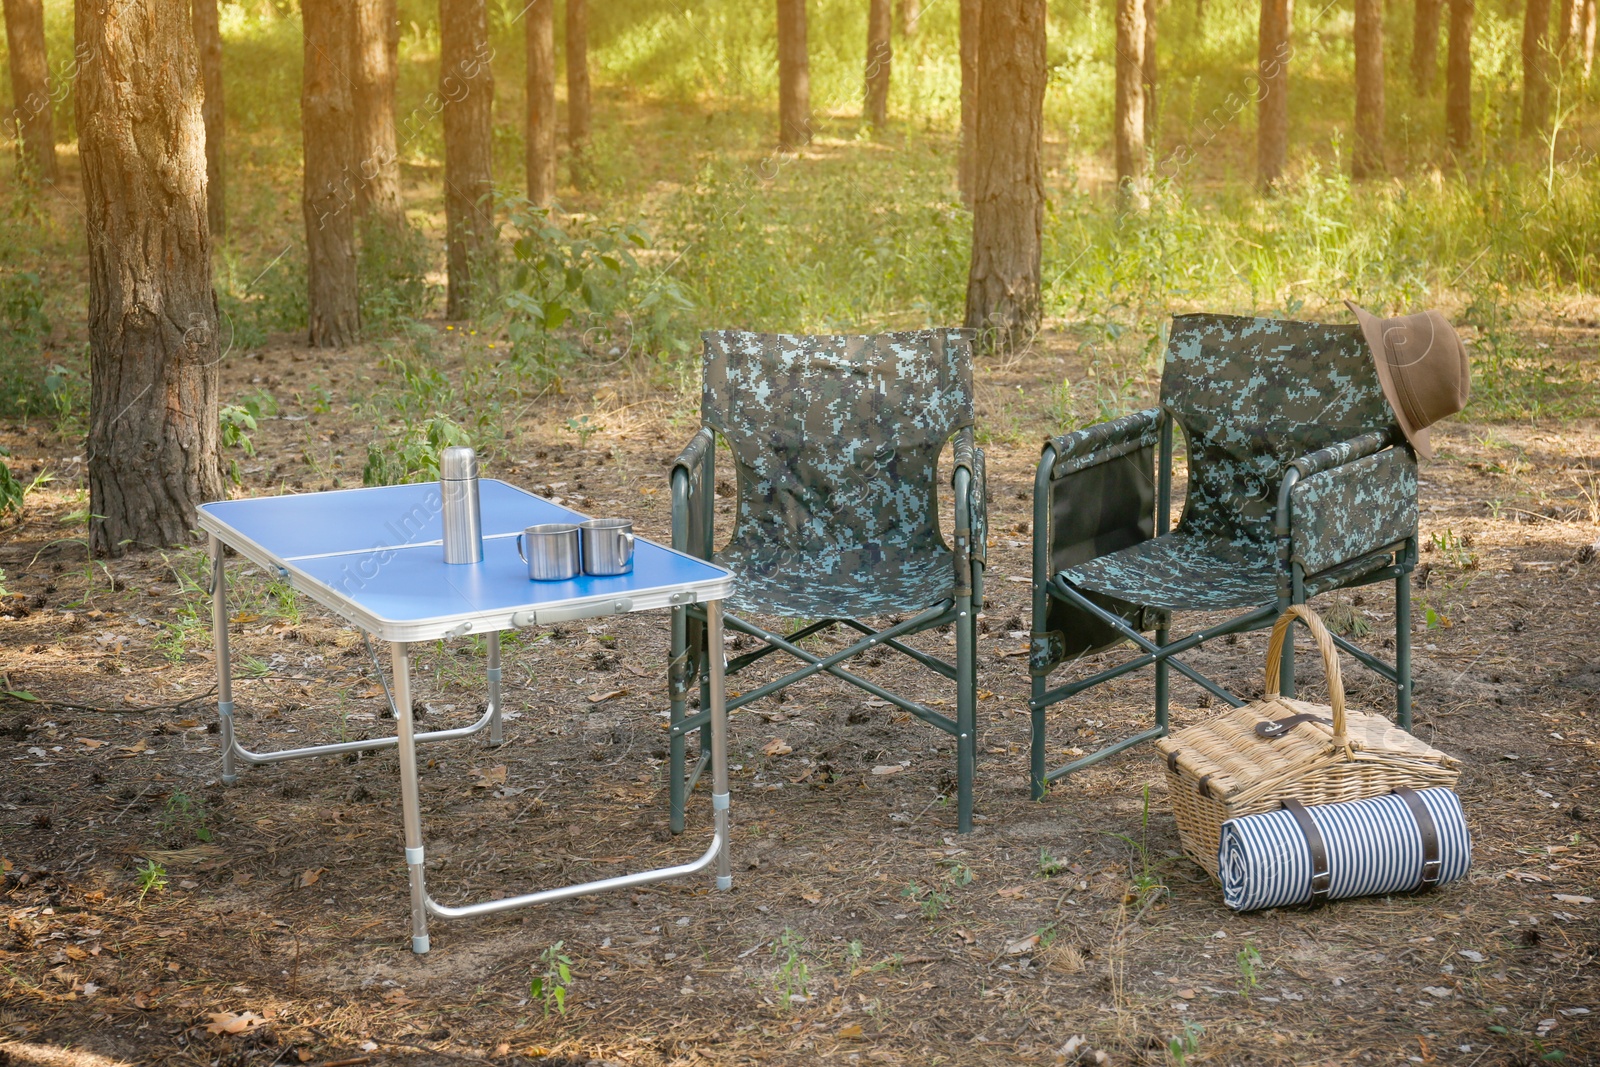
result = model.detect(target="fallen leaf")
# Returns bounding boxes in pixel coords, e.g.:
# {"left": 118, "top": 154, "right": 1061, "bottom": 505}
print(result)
{"left": 470, "top": 765, "right": 508, "bottom": 788}
{"left": 203, "top": 1010, "right": 268, "bottom": 1035}
{"left": 1458, "top": 950, "right": 1486, "bottom": 963}
{"left": 996, "top": 885, "right": 1027, "bottom": 899}
{"left": 1422, "top": 986, "right": 1454, "bottom": 998}
{"left": 296, "top": 867, "right": 326, "bottom": 889}
{"left": 587, "top": 687, "right": 628, "bottom": 703}
{"left": 1553, "top": 894, "right": 1596, "bottom": 905}
{"left": 230, "top": 613, "right": 261, "bottom": 624}
{"left": 1559, "top": 1007, "right": 1591, "bottom": 1017}
{"left": 799, "top": 888, "right": 822, "bottom": 904}
{"left": 1176, "top": 988, "right": 1196, "bottom": 999}
{"left": 1005, "top": 934, "right": 1041, "bottom": 956}
{"left": 870, "top": 765, "right": 902, "bottom": 776}
{"left": 77, "top": 738, "right": 106, "bottom": 749}
{"left": 115, "top": 739, "right": 149, "bottom": 757}
{"left": 863, "top": 699, "right": 890, "bottom": 708}
{"left": 838, "top": 1023, "right": 866, "bottom": 1039}
{"left": 383, "top": 988, "right": 415, "bottom": 1005}
{"left": 762, "top": 738, "right": 793, "bottom": 757}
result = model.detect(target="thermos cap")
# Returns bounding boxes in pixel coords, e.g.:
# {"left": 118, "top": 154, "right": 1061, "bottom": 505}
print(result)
{"left": 439, "top": 445, "right": 478, "bottom": 480}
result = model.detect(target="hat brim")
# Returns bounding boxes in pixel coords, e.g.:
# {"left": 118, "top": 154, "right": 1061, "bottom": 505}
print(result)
{"left": 1347, "top": 300, "right": 1433, "bottom": 460}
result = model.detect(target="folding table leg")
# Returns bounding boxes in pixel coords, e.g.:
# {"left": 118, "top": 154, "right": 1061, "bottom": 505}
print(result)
{"left": 486, "top": 631, "right": 503, "bottom": 747}
{"left": 705, "top": 600, "right": 732, "bottom": 890}
{"left": 392, "top": 641, "right": 431, "bottom": 954}
{"left": 210, "top": 535, "right": 238, "bottom": 786}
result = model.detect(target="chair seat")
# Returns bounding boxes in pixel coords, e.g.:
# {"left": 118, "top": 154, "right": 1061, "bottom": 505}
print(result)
{"left": 1062, "top": 532, "right": 1393, "bottom": 611}
{"left": 716, "top": 543, "right": 954, "bottom": 619}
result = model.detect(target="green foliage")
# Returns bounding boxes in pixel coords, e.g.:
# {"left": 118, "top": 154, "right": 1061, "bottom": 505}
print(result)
{"left": 1236, "top": 942, "right": 1262, "bottom": 997}
{"left": 160, "top": 793, "right": 213, "bottom": 844}
{"left": 219, "top": 404, "right": 259, "bottom": 456}
{"left": 1036, "top": 847, "right": 1068, "bottom": 879}
{"left": 1169, "top": 1022, "right": 1205, "bottom": 1066}
{"left": 528, "top": 941, "right": 574, "bottom": 1018}
{"left": 770, "top": 928, "right": 810, "bottom": 1008}
{"left": 136, "top": 858, "right": 168, "bottom": 904}
{"left": 0, "top": 456, "right": 24, "bottom": 519}
{"left": 362, "top": 414, "right": 473, "bottom": 486}
{"left": 358, "top": 219, "right": 437, "bottom": 330}
{"left": 899, "top": 881, "right": 950, "bottom": 920}
{"left": 497, "top": 195, "right": 692, "bottom": 369}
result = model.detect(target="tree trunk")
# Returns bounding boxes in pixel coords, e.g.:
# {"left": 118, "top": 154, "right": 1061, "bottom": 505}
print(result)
{"left": 3, "top": 0, "right": 57, "bottom": 184}
{"left": 525, "top": 0, "right": 556, "bottom": 204}
{"left": 1522, "top": 0, "right": 1552, "bottom": 135}
{"left": 1257, "top": 0, "right": 1294, "bottom": 190}
{"left": 302, "top": 0, "right": 360, "bottom": 347}
{"left": 897, "top": 0, "right": 921, "bottom": 35}
{"left": 1446, "top": 0, "right": 1473, "bottom": 151}
{"left": 1114, "top": 0, "right": 1147, "bottom": 209}
{"left": 777, "top": 0, "right": 811, "bottom": 148}
{"left": 191, "top": 0, "right": 225, "bottom": 236}
{"left": 1412, "top": 0, "right": 1443, "bottom": 93}
{"left": 1142, "top": 0, "right": 1158, "bottom": 147}
{"left": 77, "top": 0, "right": 224, "bottom": 555}
{"left": 1353, "top": 0, "right": 1385, "bottom": 177}
{"left": 1584, "top": 0, "right": 1596, "bottom": 78}
{"left": 964, "top": 0, "right": 1044, "bottom": 350}
{"left": 566, "top": 0, "right": 591, "bottom": 189}
{"left": 352, "top": 0, "right": 402, "bottom": 227}
{"left": 442, "top": 0, "right": 496, "bottom": 319}
{"left": 865, "top": 0, "right": 892, "bottom": 129}
{"left": 958, "top": 0, "right": 981, "bottom": 203}
{"left": 1557, "top": 0, "right": 1577, "bottom": 57}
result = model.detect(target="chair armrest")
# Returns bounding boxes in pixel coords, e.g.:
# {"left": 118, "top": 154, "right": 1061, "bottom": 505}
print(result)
{"left": 952, "top": 428, "right": 987, "bottom": 597}
{"left": 1289, "top": 427, "right": 1401, "bottom": 480}
{"left": 1045, "top": 408, "right": 1164, "bottom": 479}
{"left": 672, "top": 426, "right": 715, "bottom": 479}
{"left": 1278, "top": 437, "right": 1418, "bottom": 578}
{"left": 670, "top": 427, "right": 715, "bottom": 558}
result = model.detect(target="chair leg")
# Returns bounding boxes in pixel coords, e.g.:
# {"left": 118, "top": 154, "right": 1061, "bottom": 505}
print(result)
{"left": 668, "top": 605, "right": 689, "bottom": 835}
{"left": 1154, "top": 626, "right": 1170, "bottom": 736}
{"left": 1395, "top": 569, "right": 1413, "bottom": 731}
{"left": 1279, "top": 594, "right": 1297, "bottom": 699}
{"left": 955, "top": 589, "right": 977, "bottom": 834}
{"left": 1030, "top": 672, "right": 1047, "bottom": 801}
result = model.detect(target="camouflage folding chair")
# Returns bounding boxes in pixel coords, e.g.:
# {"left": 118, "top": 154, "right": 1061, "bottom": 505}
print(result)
{"left": 668, "top": 330, "right": 986, "bottom": 833}
{"left": 1028, "top": 313, "right": 1419, "bottom": 797}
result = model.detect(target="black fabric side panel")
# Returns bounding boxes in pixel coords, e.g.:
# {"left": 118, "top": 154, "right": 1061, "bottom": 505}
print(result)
{"left": 1045, "top": 443, "right": 1165, "bottom": 660}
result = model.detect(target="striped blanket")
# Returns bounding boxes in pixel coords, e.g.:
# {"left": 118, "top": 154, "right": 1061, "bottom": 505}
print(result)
{"left": 1220, "top": 788, "right": 1471, "bottom": 911}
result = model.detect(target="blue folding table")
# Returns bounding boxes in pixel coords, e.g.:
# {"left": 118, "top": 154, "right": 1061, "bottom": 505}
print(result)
{"left": 197, "top": 480, "right": 735, "bottom": 954}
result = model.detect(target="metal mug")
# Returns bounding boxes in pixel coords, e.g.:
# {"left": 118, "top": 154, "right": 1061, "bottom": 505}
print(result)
{"left": 517, "top": 523, "right": 582, "bottom": 580}
{"left": 580, "top": 518, "right": 634, "bottom": 576}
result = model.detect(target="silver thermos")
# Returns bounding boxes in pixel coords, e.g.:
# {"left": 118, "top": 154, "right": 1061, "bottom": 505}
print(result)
{"left": 440, "top": 446, "right": 483, "bottom": 564}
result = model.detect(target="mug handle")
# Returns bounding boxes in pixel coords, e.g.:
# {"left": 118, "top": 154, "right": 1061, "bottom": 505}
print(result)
{"left": 516, "top": 533, "right": 527, "bottom": 563}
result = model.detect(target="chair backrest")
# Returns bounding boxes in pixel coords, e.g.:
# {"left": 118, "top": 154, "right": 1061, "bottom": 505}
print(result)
{"left": 1161, "top": 314, "right": 1396, "bottom": 552}
{"left": 702, "top": 329, "right": 974, "bottom": 559}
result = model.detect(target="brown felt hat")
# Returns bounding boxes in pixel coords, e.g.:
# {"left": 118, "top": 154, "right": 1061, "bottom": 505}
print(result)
{"left": 1346, "top": 301, "right": 1471, "bottom": 460}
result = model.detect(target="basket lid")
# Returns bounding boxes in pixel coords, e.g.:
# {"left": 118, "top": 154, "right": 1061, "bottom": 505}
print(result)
{"left": 1155, "top": 695, "right": 1459, "bottom": 803}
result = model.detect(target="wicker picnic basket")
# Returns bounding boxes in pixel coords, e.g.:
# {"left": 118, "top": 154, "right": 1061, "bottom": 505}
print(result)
{"left": 1155, "top": 604, "right": 1462, "bottom": 881}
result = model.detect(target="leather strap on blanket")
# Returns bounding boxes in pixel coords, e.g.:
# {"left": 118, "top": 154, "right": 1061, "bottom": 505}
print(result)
{"left": 1394, "top": 788, "right": 1443, "bottom": 890}
{"left": 1281, "top": 799, "right": 1332, "bottom": 903}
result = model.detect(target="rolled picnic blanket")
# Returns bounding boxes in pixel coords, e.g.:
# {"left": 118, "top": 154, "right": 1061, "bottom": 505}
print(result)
{"left": 1219, "top": 788, "right": 1471, "bottom": 912}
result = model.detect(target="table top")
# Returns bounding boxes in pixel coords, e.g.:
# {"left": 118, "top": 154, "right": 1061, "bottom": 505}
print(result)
{"left": 197, "top": 480, "right": 732, "bottom": 642}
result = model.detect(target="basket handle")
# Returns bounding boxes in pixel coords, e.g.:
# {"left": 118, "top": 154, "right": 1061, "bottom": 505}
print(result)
{"left": 1263, "top": 604, "right": 1347, "bottom": 748}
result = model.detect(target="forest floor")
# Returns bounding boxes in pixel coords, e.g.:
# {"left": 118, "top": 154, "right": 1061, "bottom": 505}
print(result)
{"left": 3, "top": 313, "right": 1600, "bottom": 1067}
